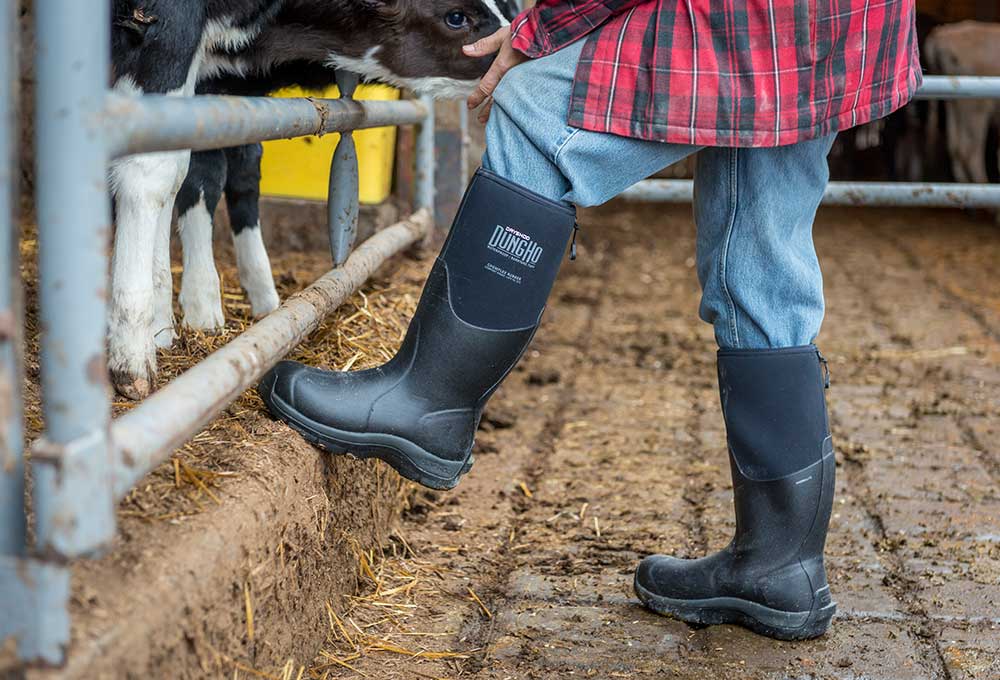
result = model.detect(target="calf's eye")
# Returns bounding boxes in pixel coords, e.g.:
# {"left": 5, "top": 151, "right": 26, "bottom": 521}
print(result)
{"left": 444, "top": 10, "right": 469, "bottom": 29}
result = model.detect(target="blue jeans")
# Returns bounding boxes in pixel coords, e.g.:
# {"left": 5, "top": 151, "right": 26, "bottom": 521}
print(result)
{"left": 482, "top": 39, "right": 834, "bottom": 350}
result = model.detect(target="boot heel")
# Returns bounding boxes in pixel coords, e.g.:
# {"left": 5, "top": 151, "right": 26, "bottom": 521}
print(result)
{"left": 799, "top": 599, "right": 837, "bottom": 638}
{"left": 754, "top": 587, "right": 836, "bottom": 641}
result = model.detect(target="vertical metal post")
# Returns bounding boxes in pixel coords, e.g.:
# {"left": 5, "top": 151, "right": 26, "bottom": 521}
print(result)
{"left": 328, "top": 72, "right": 360, "bottom": 266}
{"left": 415, "top": 95, "right": 436, "bottom": 215}
{"left": 33, "top": 0, "right": 116, "bottom": 558}
{"left": 432, "top": 101, "right": 469, "bottom": 231}
{"left": 459, "top": 106, "right": 470, "bottom": 188}
{"left": 0, "top": 0, "right": 24, "bottom": 560}
{"left": 0, "top": 1, "right": 73, "bottom": 668}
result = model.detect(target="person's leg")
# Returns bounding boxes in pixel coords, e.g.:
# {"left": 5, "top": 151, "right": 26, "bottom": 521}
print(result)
{"left": 261, "top": 38, "right": 697, "bottom": 490}
{"left": 635, "top": 134, "right": 839, "bottom": 641}
{"left": 483, "top": 39, "right": 699, "bottom": 207}
{"left": 694, "top": 136, "right": 834, "bottom": 349}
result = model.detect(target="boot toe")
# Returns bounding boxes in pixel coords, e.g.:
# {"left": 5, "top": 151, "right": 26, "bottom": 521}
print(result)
{"left": 258, "top": 360, "right": 307, "bottom": 408}
{"left": 635, "top": 554, "right": 672, "bottom": 595}
{"left": 635, "top": 554, "right": 711, "bottom": 601}
{"left": 259, "top": 361, "right": 379, "bottom": 433}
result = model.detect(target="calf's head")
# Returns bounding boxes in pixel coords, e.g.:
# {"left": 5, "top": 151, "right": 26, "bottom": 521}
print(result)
{"left": 324, "top": 0, "right": 521, "bottom": 98}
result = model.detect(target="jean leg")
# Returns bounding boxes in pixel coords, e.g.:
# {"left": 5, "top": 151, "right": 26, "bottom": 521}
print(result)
{"left": 485, "top": 40, "right": 699, "bottom": 207}
{"left": 482, "top": 41, "right": 585, "bottom": 203}
{"left": 694, "top": 134, "right": 836, "bottom": 349}
{"left": 482, "top": 102, "right": 572, "bottom": 203}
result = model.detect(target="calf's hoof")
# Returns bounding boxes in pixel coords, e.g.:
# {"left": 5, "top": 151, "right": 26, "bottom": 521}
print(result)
{"left": 109, "top": 343, "right": 157, "bottom": 400}
{"left": 179, "top": 291, "right": 226, "bottom": 334}
{"left": 110, "top": 367, "right": 154, "bottom": 400}
{"left": 109, "top": 307, "right": 159, "bottom": 399}
{"left": 248, "top": 287, "right": 280, "bottom": 319}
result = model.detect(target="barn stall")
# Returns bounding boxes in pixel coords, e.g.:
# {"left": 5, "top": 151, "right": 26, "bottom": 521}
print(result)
{"left": 2, "top": 0, "right": 1000, "bottom": 678}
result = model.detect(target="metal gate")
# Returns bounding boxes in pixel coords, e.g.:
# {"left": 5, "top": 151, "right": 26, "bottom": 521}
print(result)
{"left": 1, "top": 0, "right": 450, "bottom": 667}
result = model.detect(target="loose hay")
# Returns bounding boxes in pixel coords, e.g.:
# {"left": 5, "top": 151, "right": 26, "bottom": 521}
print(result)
{"left": 304, "top": 531, "right": 482, "bottom": 679}
{"left": 20, "top": 226, "right": 429, "bottom": 523}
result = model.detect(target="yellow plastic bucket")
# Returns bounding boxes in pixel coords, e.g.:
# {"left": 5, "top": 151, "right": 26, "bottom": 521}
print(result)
{"left": 259, "top": 84, "right": 399, "bottom": 205}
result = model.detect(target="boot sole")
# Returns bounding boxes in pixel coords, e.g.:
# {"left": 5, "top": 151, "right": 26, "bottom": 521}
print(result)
{"left": 262, "top": 388, "right": 472, "bottom": 491}
{"left": 634, "top": 577, "right": 836, "bottom": 641}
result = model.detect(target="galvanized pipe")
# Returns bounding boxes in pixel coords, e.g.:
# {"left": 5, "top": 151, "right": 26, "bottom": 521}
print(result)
{"left": 16, "top": 0, "right": 113, "bottom": 665}
{"left": 915, "top": 75, "right": 1000, "bottom": 100}
{"left": 33, "top": 0, "right": 117, "bottom": 560}
{"left": 328, "top": 72, "right": 361, "bottom": 266}
{"left": 111, "top": 210, "right": 433, "bottom": 499}
{"left": 432, "top": 101, "right": 470, "bottom": 231}
{"left": 819, "top": 181, "right": 1000, "bottom": 208}
{"left": 106, "top": 94, "right": 429, "bottom": 158}
{"left": 416, "top": 95, "right": 436, "bottom": 213}
{"left": 0, "top": 0, "right": 24, "bottom": 558}
{"left": 622, "top": 179, "right": 1000, "bottom": 208}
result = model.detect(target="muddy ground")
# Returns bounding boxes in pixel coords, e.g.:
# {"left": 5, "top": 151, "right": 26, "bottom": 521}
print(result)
{"left": 282, "top": 201, "right": 1000, "bottom": 680}
{"left": 15, "top": 199, "right": 999, "bottom": 679}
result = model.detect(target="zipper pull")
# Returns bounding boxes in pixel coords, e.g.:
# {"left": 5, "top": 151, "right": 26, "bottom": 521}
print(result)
{"left": 817, "top": 349, "right": 831, "bottom": 389}
{"left": 569, "top": 222, "right": 579, "bottom": 261}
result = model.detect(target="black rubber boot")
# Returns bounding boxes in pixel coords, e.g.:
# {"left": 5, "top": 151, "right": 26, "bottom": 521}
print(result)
{"left": 634, "top": 345, "right": 837, "bottom": 640}
{"left": 258, "top": 169, "right": 576, "bottom": 490}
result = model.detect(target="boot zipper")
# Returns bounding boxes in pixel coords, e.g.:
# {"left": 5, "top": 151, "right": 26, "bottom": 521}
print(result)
{"left": 569, "top": 222, "right": 579, "bottom": 261}
{"left": 817, "top": 349, "right": 831, "bottom": 388}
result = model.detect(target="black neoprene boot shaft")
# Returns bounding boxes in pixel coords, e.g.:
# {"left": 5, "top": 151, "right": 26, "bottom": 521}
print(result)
{"left": 259, "top": 169, "right": 576, "bottom": 489}
{"left": 635, "top": 346, "right": 837, "bottom": 640}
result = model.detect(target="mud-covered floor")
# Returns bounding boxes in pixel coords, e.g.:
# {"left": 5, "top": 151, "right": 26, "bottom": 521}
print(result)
{"left": 289, "top": 201, "right": 1000, "bottom": 680}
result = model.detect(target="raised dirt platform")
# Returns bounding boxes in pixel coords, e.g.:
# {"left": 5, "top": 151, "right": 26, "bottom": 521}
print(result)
{"left": 14, "top": 199, "right": 429, "bottom": 679}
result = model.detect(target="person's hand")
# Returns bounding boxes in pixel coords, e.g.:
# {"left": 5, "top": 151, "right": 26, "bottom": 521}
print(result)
{"left": 463, "top": 26, "right": 529, "bottom": 124}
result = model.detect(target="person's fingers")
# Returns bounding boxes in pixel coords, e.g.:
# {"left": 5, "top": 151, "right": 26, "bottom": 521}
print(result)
{"left": 477, "top": 98, "right": 494, "bottom": 125}
{"left": 462, "top": 26, "right": 509, "bottom": 57}
{"left": 467, "top": 57, "right": 507, "bottom": 110}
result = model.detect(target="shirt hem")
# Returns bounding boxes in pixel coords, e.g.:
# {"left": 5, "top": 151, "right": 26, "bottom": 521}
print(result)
{"left": 566, "top": 65, "right": 923, "bottom": 148}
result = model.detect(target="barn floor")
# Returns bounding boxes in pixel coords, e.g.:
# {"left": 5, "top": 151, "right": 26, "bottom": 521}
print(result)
{"left": 290, "top": 201, "right": 1000, "bottom": 680}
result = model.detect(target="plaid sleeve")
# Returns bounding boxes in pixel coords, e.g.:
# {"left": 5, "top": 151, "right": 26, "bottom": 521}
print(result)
{"left": 510, "top": 0, "right": 652, "bottom": 58}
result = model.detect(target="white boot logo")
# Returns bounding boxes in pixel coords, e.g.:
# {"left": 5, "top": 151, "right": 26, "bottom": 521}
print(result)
{"left": 488, "top": 225, "right": 543, "bottom": 267}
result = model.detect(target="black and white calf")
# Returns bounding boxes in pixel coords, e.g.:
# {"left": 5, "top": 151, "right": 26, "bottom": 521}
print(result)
{"left": 109, "top": 0, "right": 517, "bottom": 399}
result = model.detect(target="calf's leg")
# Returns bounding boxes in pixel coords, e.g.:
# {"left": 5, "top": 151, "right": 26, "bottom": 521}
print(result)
{"left": 225, "top": 144, "right": 280, "bottom": 317}
{"left": 108, "top": 7, "right": 204, "bottom": 398}
{"left": 110, "top": 141, "right": 193, "bottom": 397}
{"left": 152, "top": 182, "right": 180, "bottom": 349}
{"left": 178, "top": 149, "right": 228, "bottom": 331}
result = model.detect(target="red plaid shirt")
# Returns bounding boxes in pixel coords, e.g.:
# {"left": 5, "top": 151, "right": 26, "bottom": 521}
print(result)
{"left": 510, "top": 0, "right": 922, "bottom": 147}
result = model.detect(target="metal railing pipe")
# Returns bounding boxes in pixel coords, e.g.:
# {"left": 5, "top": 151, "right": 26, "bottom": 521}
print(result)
{"left": 818, "top": 181, "right": 1000, "bottom": 208}
{"left": 432, "top": 101, "right": 470, "bottom": 231}
{"left": 415, "top": 95, "right": 436, "bottom": 214}
{"left": 622, "top": 179, "right": 1000, "bottom": 209}
{"left": 32, "top": 0, "right": 117, "bottom": 559}
{"left": 13, "top": 0, "right": 113, "bottom": 665}
{"left": 105, "top": 94, "right": 429, "bottom": 158}
{"left": 110, "top": 210, "right": 433, "bottom": 499}
{"left": 0, "top": 0, "right": 24, "bottom": 558}
{"left": 914, "top": 75, "right": 1000, "bottom": 99}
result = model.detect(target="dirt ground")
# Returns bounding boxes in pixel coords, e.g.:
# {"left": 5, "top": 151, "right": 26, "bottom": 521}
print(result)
{"left": 276, "top": 201, "right": 1000, "bottom": 680}
{"left": 15, "top": 199, "right": 999, "bottom": 679}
